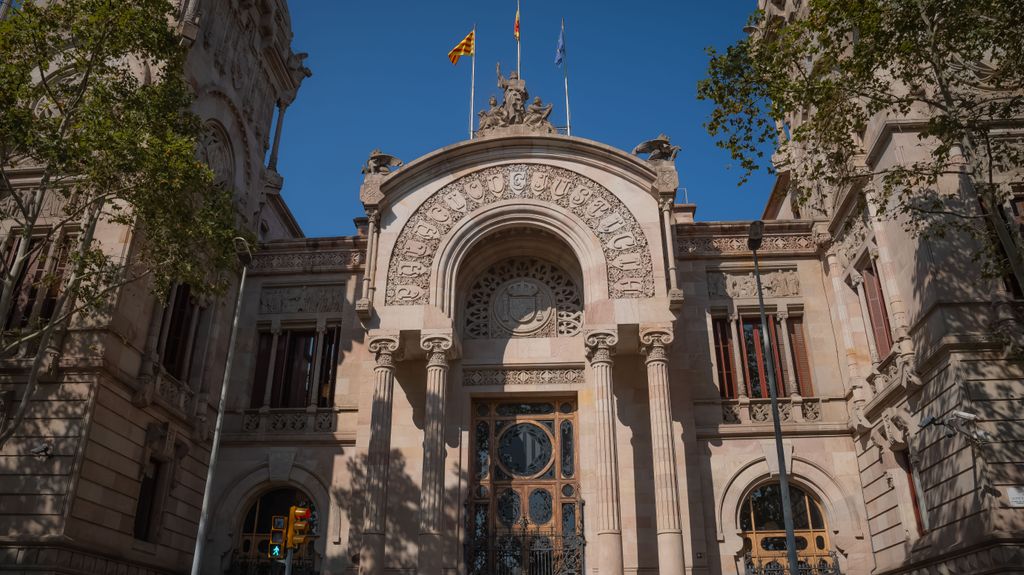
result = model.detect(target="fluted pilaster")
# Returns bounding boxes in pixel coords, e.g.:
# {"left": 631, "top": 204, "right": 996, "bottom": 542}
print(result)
{"left": 641, "top": 327, "right": 685, "bottom": 573}
{"left": 585, "top": 329, "right": 623, "bottom": 575}
{"left": 417, "top": 333, "right": 453, "bottom": 575}
{"left": 360, "top": 334, "right": 400, "bottom": 575}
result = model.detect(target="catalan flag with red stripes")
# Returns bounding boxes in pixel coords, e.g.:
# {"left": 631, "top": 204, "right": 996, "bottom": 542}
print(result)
{"left": 514, "top": 7, "right": 520, "bottom": 41}
{"left": 448, "top": 29, "right": 475, "bottom": 65}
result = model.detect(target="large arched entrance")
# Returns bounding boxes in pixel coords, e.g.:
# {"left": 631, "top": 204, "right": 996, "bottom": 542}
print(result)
{"left": 229, "top": 487, "right": 319, "bottom": 575}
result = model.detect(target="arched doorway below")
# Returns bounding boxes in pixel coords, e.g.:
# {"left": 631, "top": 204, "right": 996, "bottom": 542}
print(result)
{"left": 739, "top": 483, "right": 841, "bottom": 575}
{"left": 228, "top": 487, "right": 319, "bottom": 575}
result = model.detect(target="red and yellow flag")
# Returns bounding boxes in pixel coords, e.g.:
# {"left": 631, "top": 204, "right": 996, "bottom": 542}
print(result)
{"left": 514, "top": 7, "right": 520, "bottom": 41}
{"left": 448, "top": 29, "right": 475, "bottom": 65}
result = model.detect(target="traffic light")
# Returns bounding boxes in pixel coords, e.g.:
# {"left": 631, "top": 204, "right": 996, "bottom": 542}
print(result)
{"left": 287, "top": 506, "right": 311, "bottom": 548}
{"left": 268, "top": 515, "right": 286, "bottom": 559}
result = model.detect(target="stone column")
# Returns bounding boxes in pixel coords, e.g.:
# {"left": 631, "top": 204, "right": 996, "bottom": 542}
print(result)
{"left": 729, "top": 313, "right": 747, "bottom": 399}
{"left": 775, "top": 311, "right": 800, "bottom": 397}
{"left": 640, "top": 328, "right": 685, "bottom": 574}
{"left": 418, "top": 333, "right": 453, "bottom": 575}
{"left": 584, "top": 329, "right": 624, "bottom": 575}
{"left": 360, "top": 334, "right": 401, "bottom": 575}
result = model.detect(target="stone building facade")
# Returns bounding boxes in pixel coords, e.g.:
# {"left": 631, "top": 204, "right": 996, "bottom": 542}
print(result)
{"left": 2, "top": 1, "right": 1024, "bottom": 575}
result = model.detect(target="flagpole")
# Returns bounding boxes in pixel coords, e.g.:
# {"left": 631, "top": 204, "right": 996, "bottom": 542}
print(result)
{"left": 469, "top": 25, "right": 476, "bottom": 140}
{"left": 516, "top": 0, "right": 521, "bottom": 76}
{"left": 562, "top": 18, "right": 571, "bottom": 136}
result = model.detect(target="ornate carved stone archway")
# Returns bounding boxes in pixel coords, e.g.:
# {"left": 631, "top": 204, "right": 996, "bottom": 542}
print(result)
{"left": 385, "top": 163, "right": 654, "bottom": 306}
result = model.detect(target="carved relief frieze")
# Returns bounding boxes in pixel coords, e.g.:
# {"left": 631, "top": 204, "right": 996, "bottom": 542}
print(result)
{"left": 677, "top": 234, "right": 815, "bottom": 257}
{"left": 258, "top": 285, "right": 344, "bottom": 314}
{"left": 832, "top": 206, "right": 871, "bottom": 269}
{"left": 385, "top": 164, "right": 655, "bottom": 305}
{"left": 250, "top": 250, "right": 364, "bottom": 273}
{"left": 707, "top": 269, "right": 800, "bottom": 299}
{"left": 463, "top": 367, "right": 584, "bottom": 386}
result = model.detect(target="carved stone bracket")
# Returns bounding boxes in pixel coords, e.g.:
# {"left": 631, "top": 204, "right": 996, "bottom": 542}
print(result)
{"left": 869, "top": 406, "right": 914, "bottom": 453}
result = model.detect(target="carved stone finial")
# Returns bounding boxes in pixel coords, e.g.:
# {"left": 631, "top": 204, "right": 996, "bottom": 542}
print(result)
{"left": 632, "top": 134, "right": 681, "bottom": 162}
{"left": 361, "top": 148, "right": 403, "bottom": 175}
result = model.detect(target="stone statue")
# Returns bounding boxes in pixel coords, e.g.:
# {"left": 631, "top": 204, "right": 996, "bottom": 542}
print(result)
{"left": 478, "top": 63, "right": 558, "bottom": 136}
{"left": 361, "top": 148, "right": 403, "bottom": 175}
{"left": 523, "top": 97, "right": 555, "bottom": 133}
{"left": 496, "top": 62, "right": 528, "bottom": 124}
{"left": 478, "top": 95, "right": 504, "bottom": 131}
{"left": 632, "top": 134, "right": 681, "bottom": 162}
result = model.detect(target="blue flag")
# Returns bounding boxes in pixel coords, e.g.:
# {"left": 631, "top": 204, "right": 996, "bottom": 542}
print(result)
{"left": 555, "top": 23, "right": 565, "bottom": 67}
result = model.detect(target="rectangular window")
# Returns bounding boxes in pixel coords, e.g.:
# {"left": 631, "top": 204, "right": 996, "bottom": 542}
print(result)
{"left": 133, "top": 458, "right": 164, "bottom": 541}
{"left": 2, "top": 234, "right": 74, "bottom": 331}
{"left": 739, "top": 316, "right": 786, "bottom": 399}
{"left": 861, "top": 262, "right": 893, "bottom": 358}
{"left": 161, "top": 284, "right": 199, "bottom": 380}
{"left": 896, "top": 451, "right": 929, "bottom": 535}
{"left": 787, "top": 316, "right": 814, "bottom": 396}
{"left": 252, "top": 326, "right": 341, "bottom": 409}
{"left": 712, "top": 318, "right": 737, "bottom": 399}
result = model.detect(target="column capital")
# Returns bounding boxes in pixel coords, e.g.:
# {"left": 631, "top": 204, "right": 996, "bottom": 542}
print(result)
{"left": 420, "top": 333, "right": 454, "bottom": 368}
{"left": 584, "top": 329, "right": 618, "bottom": 365}
{"left": 640, "top": 326, "right": 673, "bottom": 363}
{"left": 368, "top": 333, "right": 401, "bottom": 368}
{"left": 776, "top": 310, "right": 790, "bottom": 321}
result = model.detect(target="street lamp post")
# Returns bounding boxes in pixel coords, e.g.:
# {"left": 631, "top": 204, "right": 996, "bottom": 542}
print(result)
{"left": 191, "top": 237, "right": 253, "bottom": 575}
{"left": 748, "top": 220, "right": 801, "bottom": 573}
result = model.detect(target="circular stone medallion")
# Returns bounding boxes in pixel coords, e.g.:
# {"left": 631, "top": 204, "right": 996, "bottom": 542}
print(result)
{"left": 491, "top": 278, "right": 554, "bottom": 337}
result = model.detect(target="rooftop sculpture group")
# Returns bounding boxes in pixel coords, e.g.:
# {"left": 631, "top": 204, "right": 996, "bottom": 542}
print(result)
{"left": 477, "top": 63, "right": 556, "bottom": 136}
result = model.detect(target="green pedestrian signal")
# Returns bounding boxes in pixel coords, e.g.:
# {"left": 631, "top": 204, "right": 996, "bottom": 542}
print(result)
{"left": 268, "top": 515, "right": 287, "bottom": 558}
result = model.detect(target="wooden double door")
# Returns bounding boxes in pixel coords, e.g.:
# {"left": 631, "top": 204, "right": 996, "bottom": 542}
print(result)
{"left": 467, "top": 397, "right": 584, "bottom": 574}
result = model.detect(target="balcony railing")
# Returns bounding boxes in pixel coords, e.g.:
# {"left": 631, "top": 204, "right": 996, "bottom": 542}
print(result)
{"left": 744, "top": 550, "right": 842, "bottom": 575}
{"left": 241, "top": 407, "right": 337, "bottom": 433}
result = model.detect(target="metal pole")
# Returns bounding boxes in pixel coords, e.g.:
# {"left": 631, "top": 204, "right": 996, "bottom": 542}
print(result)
{"left": 562, "top": 18, "right": 571, "bottom": 136}
{"left": 469, "top": 25, "right": 476, "bottom": 140}
{"left": 190, "top": 239, "right": 252, "bottom": 575}
{"left": 284, "top": 547, "right": 294, "bottom": 575}
{"left": 516, "top": 0, "right": 521, "bottom": 76}
{"left": 752, "top": 246, "right": 801, "bottom": 573}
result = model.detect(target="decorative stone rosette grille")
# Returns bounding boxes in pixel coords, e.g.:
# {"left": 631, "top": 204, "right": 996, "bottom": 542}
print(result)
{"left": 385, "top": 164, "right": 655, "bottom": 305}
{"left": 463, "top": 367, "right": 584, "bottom": 386}
{"left": 464, "top": 257, "right": 582, "bottom": 339}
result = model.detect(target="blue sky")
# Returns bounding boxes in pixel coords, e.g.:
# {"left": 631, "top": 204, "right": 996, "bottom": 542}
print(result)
{"left": 276, "top": 1, "right": 773, "bottom": 238}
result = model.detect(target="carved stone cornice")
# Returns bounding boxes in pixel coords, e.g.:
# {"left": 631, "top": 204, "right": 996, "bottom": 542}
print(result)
{"left": 584, "top": 329, "right": 619, "bottom": 365}
{"left": 868, "top": 406, "right": 914, "bottom": 453}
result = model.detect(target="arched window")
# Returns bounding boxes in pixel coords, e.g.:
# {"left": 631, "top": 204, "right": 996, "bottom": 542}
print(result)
{"left": 230, "top": 487, "right": 319, "bottom": 574}
{"left": 739, "top": 483, "right": 839, "bottom": 574}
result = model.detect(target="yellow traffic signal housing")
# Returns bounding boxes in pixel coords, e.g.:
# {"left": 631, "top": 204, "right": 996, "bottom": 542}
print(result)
{"left": 286, "top": 506, "right": 311, "bottom": 548}
{"left": 268, "top": 515, "right": 286, "bottom": 559}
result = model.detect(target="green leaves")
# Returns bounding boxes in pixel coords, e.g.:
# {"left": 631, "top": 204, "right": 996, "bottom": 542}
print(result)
{"left": 698, "top": 0, "right": 1024, "bottom": 281}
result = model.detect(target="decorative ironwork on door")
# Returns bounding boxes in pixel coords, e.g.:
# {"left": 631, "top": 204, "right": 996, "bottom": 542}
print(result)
{"left": 467, "top": 398, "right": 584, "bottom": 575}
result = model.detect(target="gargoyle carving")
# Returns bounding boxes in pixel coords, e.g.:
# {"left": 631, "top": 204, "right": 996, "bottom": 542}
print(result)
{"left": 632, "top": 134, "right": 681, "bottom": 162}
{"left": 361, "top": 148, "right": 403, "bottom": 175}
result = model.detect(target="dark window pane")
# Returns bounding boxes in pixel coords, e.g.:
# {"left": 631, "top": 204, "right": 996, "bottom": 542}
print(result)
{"left": 250, "top": 332, "right": 274, "bottom": 408}
{"left": 475, "top": 421, "right": 490, "bottom": 479}
{"left": 742, "top": 322, "right": 764, "bottom": 398}
{"left": 560, "top": 420, "right": 574, "bottom": 478}
{"left": 133, "top": 459, "right": 162, "bottom": 541}
{"left": 791, "top": 489, "right": 810, "bottom": 529}
{"left": 810, "top": 497, "right": 825, "bottom": 530}
{"left": 562, "top": 503, "right": 576, "bottom": 537}
{"left": 740, "top": 499, "right": 753, "bottom": 531}
{"left": 497, "top": 489, "right": 521, "bottom": 526}
{"left": 529, "top": 489, "right": 553, "bottom": 524}
{"left": 496, "top": 402, "right": 555, "bottom": 416}
{"left": 498, "top": 423, "right": 553, "bottom": 476}
{"left": 751, "top": 484, "right": 784, "bottom": 530}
